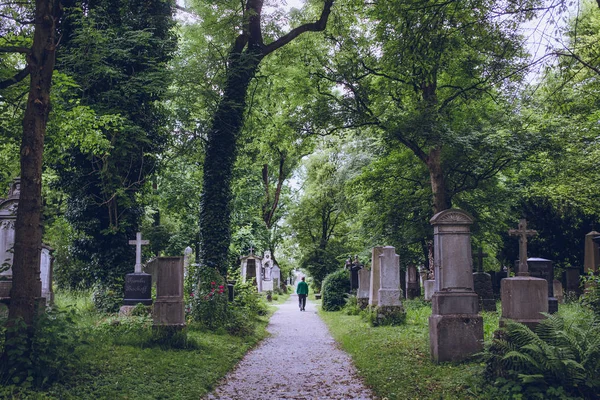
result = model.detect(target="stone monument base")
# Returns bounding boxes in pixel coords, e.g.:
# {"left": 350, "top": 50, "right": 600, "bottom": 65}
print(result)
{"left": 429, "top": 314, "right": 483, "bottom": 362}
{"left": 480, "top": 298, "right": 497, "bottom": 312}
{"left": 432, "top": 291, "right": 479, "bottom": 315}
{"left": 357, "top": 297, "right": 369, "bottom": 310}
{"left": 153, "top": 298, "right": 185, "bottom": 326}
{"left": 424, "top": 280, "right": 435, "bottom": 301}
{"left": 501, "top": 276, "right": 548, "bottom": 329}
{"left": 373, "top": 305, "right": 406, "bottom": 326}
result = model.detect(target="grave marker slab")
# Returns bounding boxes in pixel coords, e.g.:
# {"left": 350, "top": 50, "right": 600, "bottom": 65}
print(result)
{"left": 122, "top": 232, "right": 152, "bottom": 307}
{"left": 153, "top": 257, "right": 185, "bottom": 327}
{"left": 368, "top": 247, "right": 384, "bottom": 307}
{"left": 405, "top": 265, "right": 420, "bottom": 299}
{"left": 357, "top": 268, "right": 370, "bottom": 309}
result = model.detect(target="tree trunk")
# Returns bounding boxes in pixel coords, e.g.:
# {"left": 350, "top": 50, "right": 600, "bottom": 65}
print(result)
{"left": 199, "top": 48, "right": 263, "bottom": 274}
{"left": 426, "top": 146, "right": 450, "bottom": 214}
{"left": 7, "top": 0, "right": 60, "bottom": 328}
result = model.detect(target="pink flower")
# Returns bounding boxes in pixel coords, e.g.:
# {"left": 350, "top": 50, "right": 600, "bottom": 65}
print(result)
{"left": 219, "top": 285, "right": 224, "bottom": 290}
{"left": 211, "top": 281, "right": 216, "bottom": 285}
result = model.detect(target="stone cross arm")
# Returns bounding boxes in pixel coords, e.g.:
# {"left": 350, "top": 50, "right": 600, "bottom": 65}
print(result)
{"left": 508, "top": 219, "right": 537, "bottom": 276}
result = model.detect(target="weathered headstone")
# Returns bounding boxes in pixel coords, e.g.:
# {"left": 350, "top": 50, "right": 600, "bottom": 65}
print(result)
{"left": 375, "top": 246, "right": 404, "bottom": 324}
{"left": 428, "top": 209, "right": 483, "bottom": 363}
{"left": 472, "top": 247, "right": 496, "bottom": 312}
{"left": 122, "top": 232, "right": 152, "bottom": 307}
{"left": 553, "top": 280, "right": 564, "bottom": 303}
{"left": 183, "top": 246, "right": 193, "bottom": 277}
{"left": 348, "top": 256, "right": 362, "bottom": 292}
{"left": 153, "top": 256, "right": 185, "bottom": 328}
{"left": 519, "top": 257, "right": 558, "bottom": 313}
{"left": 40, "top": 245, "right": 54, "bottom": 305}
{"left": 490, "top": 268, "right": 508, "bottom": 298}
{"left": 261, "top": 250, "right": 274, "bottom": 292}
{"left": 501, "top": 219, "right": 548, "bottom": 328}
{"left": 368, "top": 246, "right": 384, "bottom": 307}
{"left": 357, "top": 268, "right": 370, "bottom": 309}
{"left": 0, "top": 178, "right": 19, "bottom": 301}
{"left": 240, "top": 250, "right": 263, "bottom": 291}
{"left": 584, "top": 231, "right": 599, "bottom": 293}
{"left": 423, "top": 280, "right": 435, "bottom": 301}
{"left": 405, "top": 265, "right": 420, "bottom": 299}
{"left": 563, "top": 266, "right": 581, "bottom": 298}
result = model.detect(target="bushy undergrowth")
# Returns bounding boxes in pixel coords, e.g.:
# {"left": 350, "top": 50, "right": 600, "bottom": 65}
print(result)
{"left": 92, "top": 281, "right": 123, "bottom": 313}
{"left": 482, "top": 312, "right": 600, "bottom": 399}
{"left": 0, "top": 307, "right": 82, "bottom": 389}
{"left": 321, "top": 269, "right": 350, "bottom": 311}
{"left": 581, "top": 272, "right": 600, "bottom": 316}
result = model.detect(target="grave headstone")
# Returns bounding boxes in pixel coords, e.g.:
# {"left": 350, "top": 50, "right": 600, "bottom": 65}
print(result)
{"left": 183, "top": 246, "right": 193, "bottom": 277}
{"left": 563, "top": 267, "right": 581, "bottom": 298}
{"left": 501, "top": 219, "right": 548, "bottom": 329}
{"left": 472, "top": 247, "right": 496, "bottom": 312}
{"left": 0, "top": 178, "right": 19, "bottom": 301}
{"left": 261, "top": 251, "right": 274, "bottom": 292}
{"left": 405, "top": 265, "right": 420, "bottom": 299}
{"left": 122, "top": 232, "right": 152, "bottom": 307}
{"left": 553, "top": 280, "right": 564, "bottom": 303}
{"left": 153, "top": 256, "right": 185, "bottom": 328}
{"left": 490, "top": 269, "right": 508, "bottom": 298}
{"left": 428, "top": 209, "right": 483, "bottom": 363}
{"left": 584, "top": 230, "right": 600, "bottom": 275}
{"left": 375, "top": 246, "right": 404, "bottom": 324}
{"left": 240, "top": 250, "right": 263, "bottom": 291}
{"left": 368, "top": 246, "right": 384, "bottom": 307}
{"left": 357, "top": 268, "right": 370, "bottom": 309}
{"left": 40, "top": 245, "right": 54, "bottom": 305}
{"left": 518, "top": 257, "right": 558, "bottom": 313}
{"left": 424, "top": 280, "right": 435, "bottom": 301}
{"left": 227, "top": 280, "right": 235, "bottom": 302}
{"left": 272, "top": 264, "right": 281, "bottom": 290}
{"left": 349, "top": 256, "right": 362, "bottom": 292}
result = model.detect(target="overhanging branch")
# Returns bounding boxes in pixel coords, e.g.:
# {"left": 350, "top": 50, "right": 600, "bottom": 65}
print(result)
{"left": 262, "top": 0, "right": 334, "bottom": 56}
{"left": 0, "top": 67, "right": 29, "bottom": 90}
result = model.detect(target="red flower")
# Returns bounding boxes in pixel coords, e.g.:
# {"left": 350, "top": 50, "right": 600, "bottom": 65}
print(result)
{"left": 211, "top": 281, "right": 216, "bottom": 285}
{"left": 219, "top": 285, "right": 224, "bottom": 289}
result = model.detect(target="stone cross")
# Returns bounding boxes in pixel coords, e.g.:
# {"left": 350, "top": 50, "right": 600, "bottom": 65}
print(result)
{"left": 249, "top": 246, "right": 254, "bottom": 255}
{"left": 474, "top": 248, "right": 488, "bottom": 273}
{"left": 508, "top": 219, "right": 537, "bottom": 276}
{"left": 129, "top": 232, "right": 150, "bottom": 273}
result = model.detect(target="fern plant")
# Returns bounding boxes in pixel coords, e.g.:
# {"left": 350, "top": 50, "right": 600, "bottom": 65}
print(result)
{"left": 483, "top": 313, "right": 600, "bottom": 399}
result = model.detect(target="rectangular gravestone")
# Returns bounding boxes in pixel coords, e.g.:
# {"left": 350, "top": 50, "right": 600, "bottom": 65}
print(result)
{"left": 0, "top": 178, "right": 19, "bottom": 302}
{"left": 553, "top": 280, "right": 564, "bottom": 303}
{"left": 357, "top": 268, "right": 370, "bottom": 309}
{"left": 153, "top": 256, "right": 185, "bottom": 327}
{"left": 368, "top": 247, "right": 384, "bottom": 307}
{"left": 515, "top": 257, "right": 558, "bottom": 313}
{"left": 40, "top": 245, "right": 54, "bottom": 305}
{"left": 405, "top": 265, "right": 420, "bottom": 299}
{"left": 563, "top": 267, "right": 580, "bottom": 298}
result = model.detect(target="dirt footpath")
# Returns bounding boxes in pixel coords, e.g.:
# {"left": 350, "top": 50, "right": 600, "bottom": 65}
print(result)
{"left": 205, "top": 294, "right": 376, "bottom": 400}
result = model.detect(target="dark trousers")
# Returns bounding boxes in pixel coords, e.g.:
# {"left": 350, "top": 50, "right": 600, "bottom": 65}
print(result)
{"left": 298, "top": 294, "right": 307, "bottom": 310}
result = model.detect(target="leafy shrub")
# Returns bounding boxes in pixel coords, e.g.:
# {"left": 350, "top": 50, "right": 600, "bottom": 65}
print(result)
{"left": 482, "top": 313, "right": 600, "bottom": 400}
{"left": 321, "top": 269, "right": 350, "bottom": 311}
{"left": 0, "top": 307, "right": 82, "bottom": 388}
{"left": 92, "top": 281, "right": 123, "bottom": 313}
{"left": 581, "top": 272, "right": 600, "bottom": 316}
{"left": 343, "top": 295, "right": 361, "bottom": 315}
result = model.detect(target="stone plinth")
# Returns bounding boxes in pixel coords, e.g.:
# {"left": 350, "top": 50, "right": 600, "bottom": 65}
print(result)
{"left": 473, "top": 272, "right": 496, "bottom": 312}
{"left": 428, "top": 209, "right": 483, "bottom": 362}
{"left": 522, "top": 257, "right": 558, "bottom": 314}
{"left": 500, "top": 276, "right": 548, "bottom": 329}
{"left": 357, "top": 268, "right": 370, "bottom": 309}
{"left": 153, "top": 257, "right": 185, "bottom": 327}
{"left": 368, "top": 246, "right": 384, "bottom": 307}
{"left": 424, "top": 280, "right": 435, "bottom": 301}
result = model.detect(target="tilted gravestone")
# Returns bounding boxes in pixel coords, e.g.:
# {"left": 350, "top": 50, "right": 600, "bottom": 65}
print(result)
{"left": 501, "top": 219, "right": 548, "bottom": 329}
{"left": 428, "top": 209, "right": 483, "bottom": 363}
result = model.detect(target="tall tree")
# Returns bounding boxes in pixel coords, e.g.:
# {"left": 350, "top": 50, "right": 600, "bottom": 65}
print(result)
{"left": 1, "top": 0, "right": 61, "bottom": 361}
{"left": 197, "top": 0, "right": 334, "bottom": 275}
{"left": 52, "top": 0, "right": 176, "bottom": 286}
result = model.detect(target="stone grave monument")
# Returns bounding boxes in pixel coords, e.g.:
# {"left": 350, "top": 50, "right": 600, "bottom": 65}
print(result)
{"left": 553, "top": 280, "right": 564, "bottom": 303}
{"left": 423, "top": 269, "right": 435, "bottom": 301}
{"left": 368, "top": 246, "right": 384, "bottom": 307}
{"left": 472, "top": 248, "right": 496, "bottom": 312}
{"left": 40, "top": 245, "right": 54, "bottom": 305}
{"left": 0, "top": 178, "right": 20, "bottom": 302}
{"left": 501, "top": 219, "right": 548, "bottom": 328}
{"left": 261, "top": 250, "right": 274, "bottom": 292}
{"left": 375, "top": 246, "right": 404, "bottom": 324}
{"left": 346, "top": 255, "right": 362, "bottom": 292}
{"left": 405, "top": 264, "right": 420, "bottom": 299}
{"left": 584, "top": 230, "right": 599, "bottom": 293}
{"left": 428, "top": 209, "right": 483, "bottom": 362}
{"left": 357, "top": 267, "right": 370, "bottom": 309}
{"left": 517, "top": 257, "right": 558, "bottom": 313}
{"left": 563, "top": 266, "right": 580, "bottom": 298}
{"left": 121, "top": 232, "right": 152, "bottom": 312}
{"left": 152, "top": 256, "right": 185, "bottom": 329}
{"left": 240, "top": 248, "right": 263, "bottom": 292}
{"left": 183, "top": 246, "right": 193, "bottom": 277}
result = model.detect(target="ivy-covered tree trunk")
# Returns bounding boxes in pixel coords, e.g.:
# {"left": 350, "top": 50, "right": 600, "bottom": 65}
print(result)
{"left": 199, "top": 0, "right": 334, "bottom": 276}
{"left": 1, "top": 0, "right": 60, "bottom": 371}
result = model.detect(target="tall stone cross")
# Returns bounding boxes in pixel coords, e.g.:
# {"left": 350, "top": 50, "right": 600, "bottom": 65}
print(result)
{"left": 508, "top": 219, "right": 537, "bottom": 276}
{"left": 474, "top": 247, "right": 488, "bottom": 273}
{"left": 129, "top": 232, "right": 149, "bottom": 274}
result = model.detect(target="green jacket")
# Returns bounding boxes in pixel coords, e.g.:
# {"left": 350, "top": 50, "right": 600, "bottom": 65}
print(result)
{"left": 296, "top": 280, "right": 309, "bottom": 295}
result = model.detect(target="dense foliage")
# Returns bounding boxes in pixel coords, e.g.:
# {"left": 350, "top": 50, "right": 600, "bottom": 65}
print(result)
{"left": 321, "top": 268, "right": 351, "bottom": 311}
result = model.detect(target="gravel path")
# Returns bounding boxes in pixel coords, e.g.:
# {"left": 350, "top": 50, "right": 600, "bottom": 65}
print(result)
{"left": 205, "top": 294, "right": 376, "bottom": 400}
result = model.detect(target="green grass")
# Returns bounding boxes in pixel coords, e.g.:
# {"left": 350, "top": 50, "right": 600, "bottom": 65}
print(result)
{"left": 1, "top": 290, "right": 271, "bottom": 399}
{"left": 319, "top": 299, "right": 498, "bottom": 400}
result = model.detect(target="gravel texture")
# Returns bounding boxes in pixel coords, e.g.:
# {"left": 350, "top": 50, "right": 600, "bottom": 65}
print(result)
{"left": 205, "top": 294, "right": 376, "bottom": 400}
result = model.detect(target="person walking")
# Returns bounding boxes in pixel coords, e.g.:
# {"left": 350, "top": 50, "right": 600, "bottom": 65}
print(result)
{"left": 296, "top": 276, "right": 309, "bottom": 311}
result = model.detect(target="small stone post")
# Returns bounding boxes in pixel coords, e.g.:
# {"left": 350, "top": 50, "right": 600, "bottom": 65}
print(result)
{"left": 429, "top": 209, "right": 483, "bottom": 363}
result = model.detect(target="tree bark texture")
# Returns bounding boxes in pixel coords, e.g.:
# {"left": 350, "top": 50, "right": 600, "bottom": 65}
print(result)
{"left": 7, "top": 0, "right": 61, "bottom": 327}
{"left": 426, "top": 146, "right": 450, "bottom": 214}
{"left": 199, "top": 0, "right": 334, "bottom": 275}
